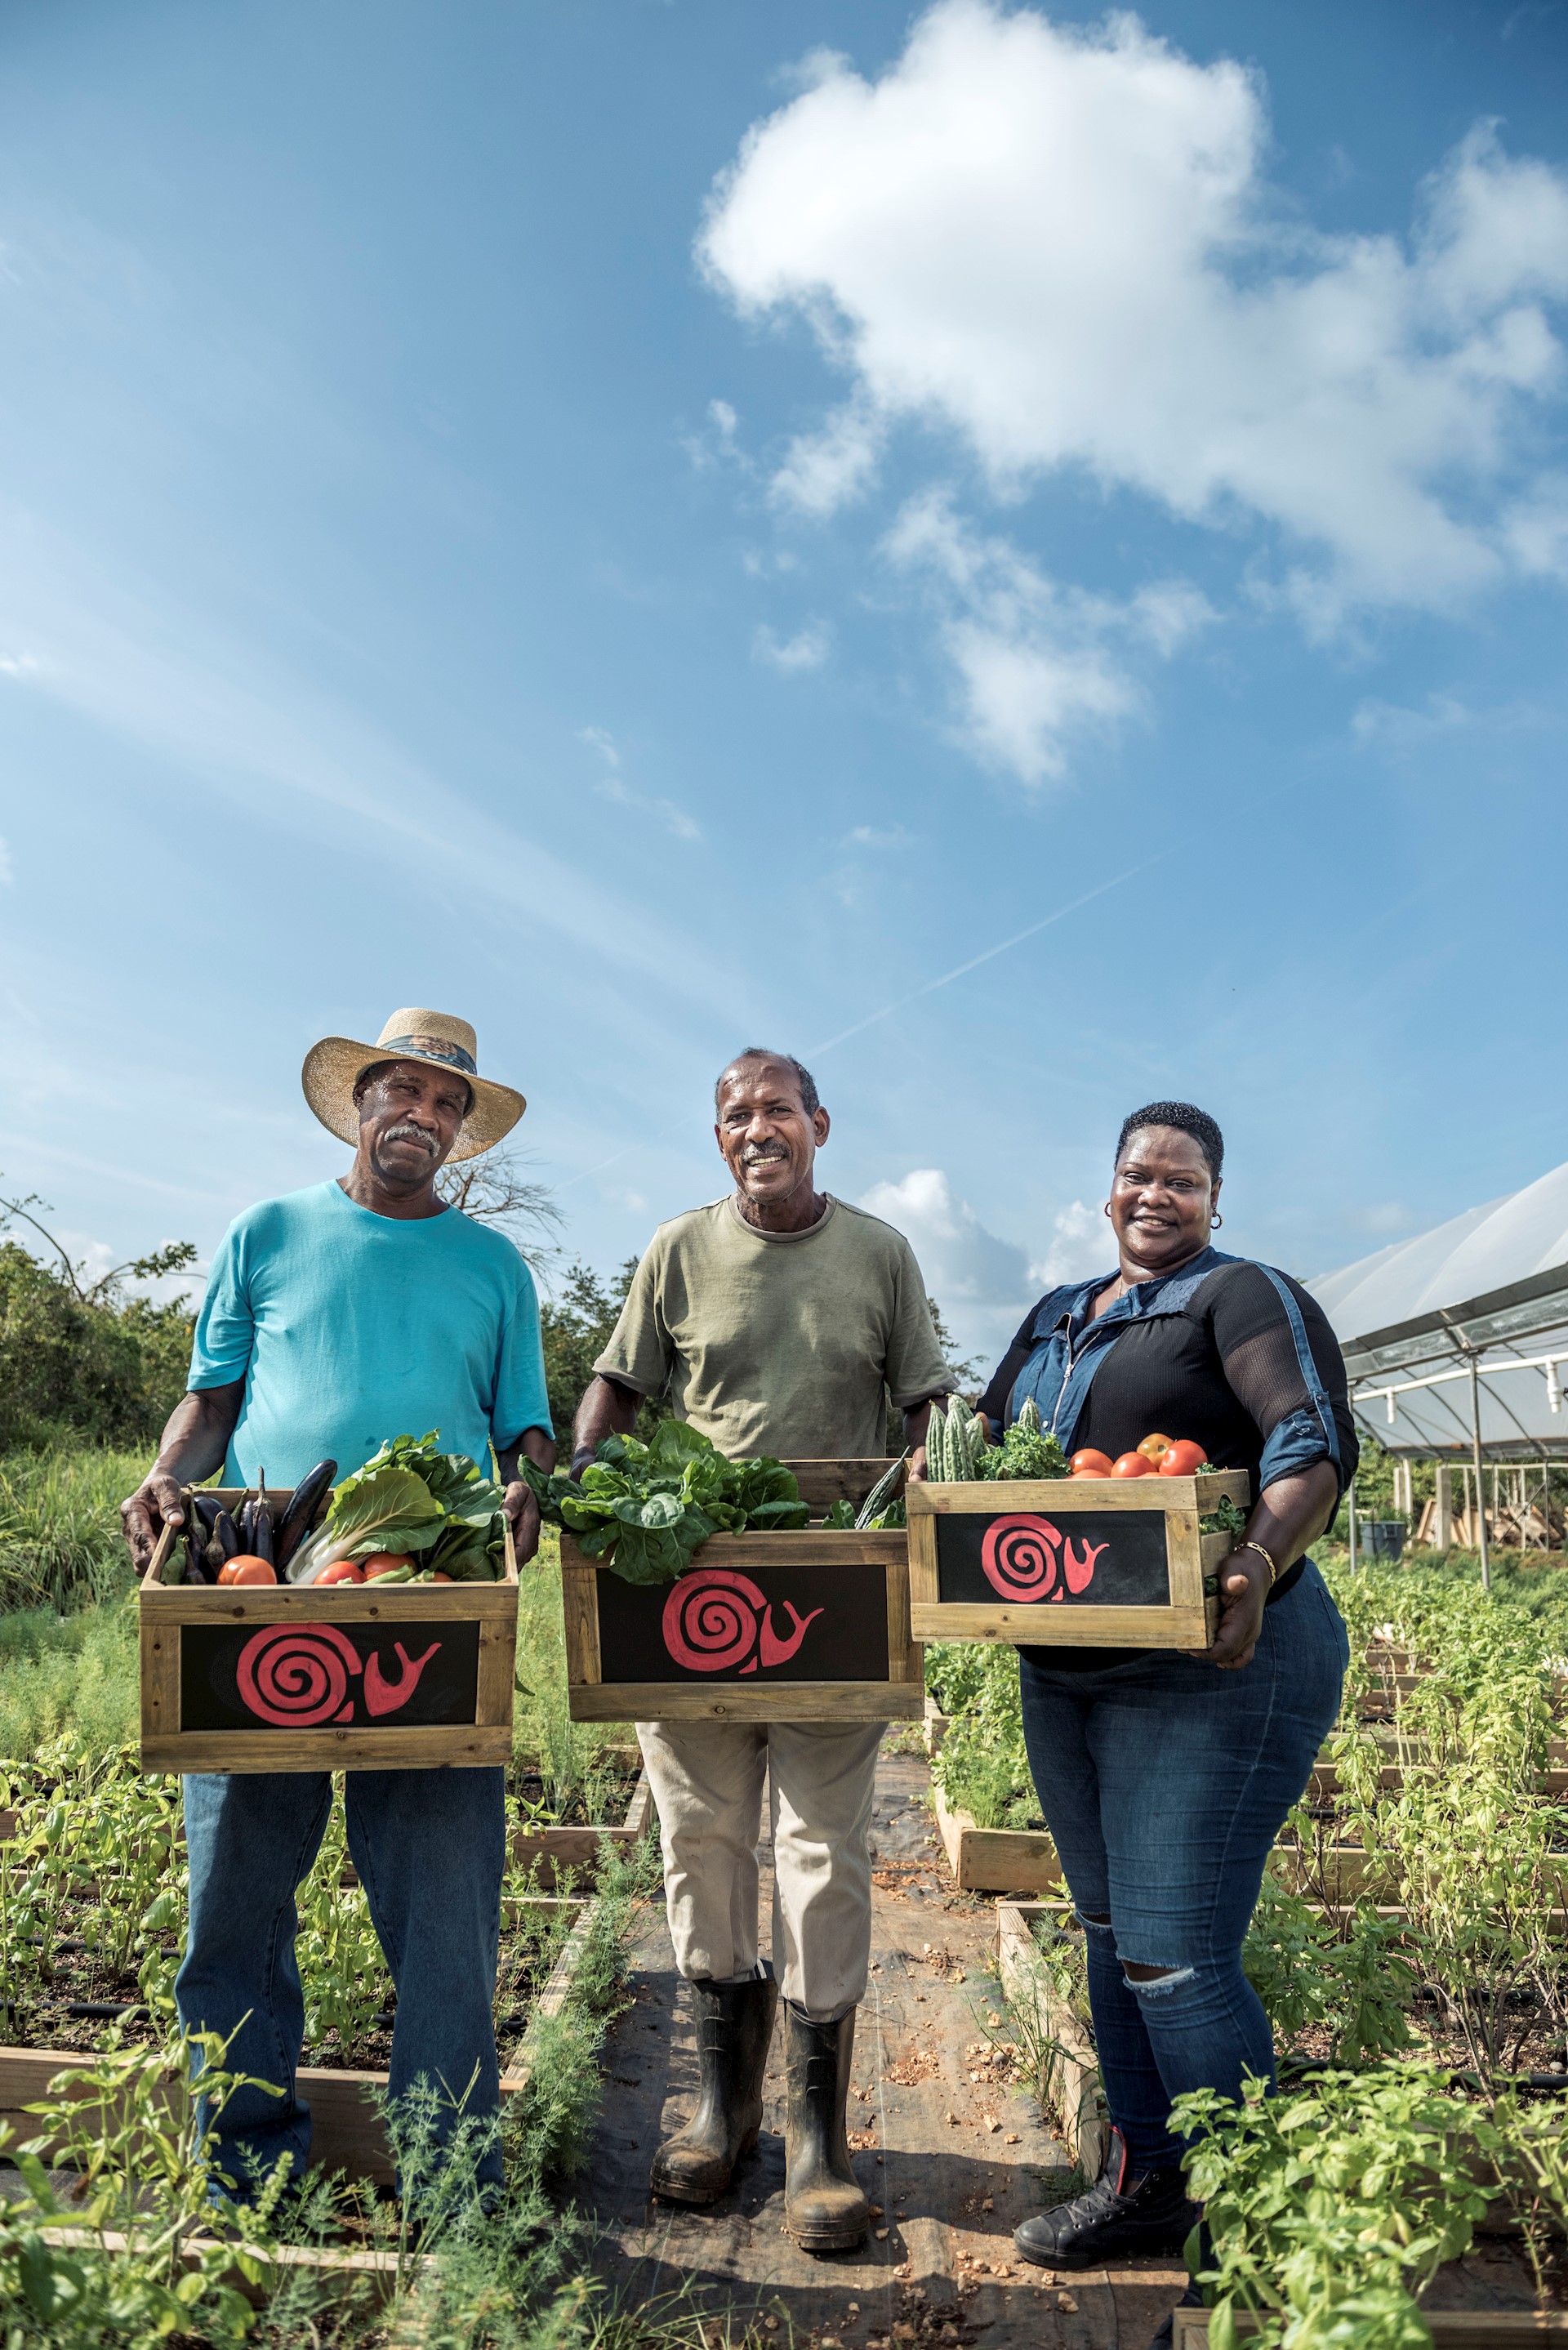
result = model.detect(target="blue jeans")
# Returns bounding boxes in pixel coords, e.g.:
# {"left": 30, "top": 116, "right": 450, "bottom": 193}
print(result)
{"left": 176, "top": 1768, "right": 506, "bottom": 2193}
{"left": 1018, "top": 1561, "right": 1348, "bottom": 2171}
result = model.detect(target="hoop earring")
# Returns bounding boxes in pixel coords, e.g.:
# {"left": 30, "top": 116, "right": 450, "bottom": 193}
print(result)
{"left": 1211, "top": 1212, "right": 1223, "bottom": 1229}
{"left": 1103, "top": 1202, "right": 1112, "bottom": 1218}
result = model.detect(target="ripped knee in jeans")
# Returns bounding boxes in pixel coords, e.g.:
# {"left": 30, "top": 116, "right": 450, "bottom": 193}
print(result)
{"left": 1122, "top": 1961, "right": 1196, "bottom": 1995}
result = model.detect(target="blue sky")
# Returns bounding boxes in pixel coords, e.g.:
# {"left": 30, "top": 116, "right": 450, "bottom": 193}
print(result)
{"left": 2, "top": 0, "right": 1566, "bottom": 1371}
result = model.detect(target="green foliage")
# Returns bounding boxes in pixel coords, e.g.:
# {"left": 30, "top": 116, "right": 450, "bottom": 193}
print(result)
{"left": 0, "top": 1447, "right": 144, "bottom": 1614}
{"left": 925, "top": 1393, "right": 1070, "bottom": 1483}
{"left": 0, "top": 1601, "right": 139, "bottom": 1758}
{"left": 524, "top": 1421, "right": 808, "bottom": 1585}
{"left": 1177, "top": 2067, "right": 1499, "bottom": 2350}
{"left": 0, "top": 1201, "right": 195, "bottom": 1452}
{"left": 538, "top": 1256, "right": 669, "bottom": 1447}
{"left": 929, "top": 1644, "right": 1036, "bottom": 1830}
{"left": 1241, "top": 1876, "right": 1414, "bottom": 2064}
{"left": 288, "top": 1431, "right": 510, "bottom": 1582}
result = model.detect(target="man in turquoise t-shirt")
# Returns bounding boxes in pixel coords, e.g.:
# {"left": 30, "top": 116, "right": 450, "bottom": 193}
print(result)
{"left": 121, "top": 1007, "right": 553, "bottom": 2196}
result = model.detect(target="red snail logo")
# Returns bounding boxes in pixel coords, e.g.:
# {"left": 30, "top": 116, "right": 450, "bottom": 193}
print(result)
{"left": 661, "top": 1569, "right": 824, "bottom": 1675}
{"left": 235, "top": 1623, "right": 442, "bottom": 1726}
{"left": 980, "top": 1515, "right": 1107, "bottom": 1604}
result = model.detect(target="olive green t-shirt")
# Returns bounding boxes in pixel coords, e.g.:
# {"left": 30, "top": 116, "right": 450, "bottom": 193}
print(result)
{"left": 593, "top": 1194, "right": 954, "bottom": 1460}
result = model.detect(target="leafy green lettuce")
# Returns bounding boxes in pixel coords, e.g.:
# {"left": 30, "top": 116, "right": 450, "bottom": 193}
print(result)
{"left": 289, "top": 1431, "right": 509, "bottom": 1581}
{"left": 522, "top": 1421, "right": 809, "bottom": 1585}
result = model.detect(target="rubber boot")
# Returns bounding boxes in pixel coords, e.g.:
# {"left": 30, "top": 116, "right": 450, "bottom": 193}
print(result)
{"left": 650, "top": 1974, "right": 778, "bottom": 2207}
{"left": 783, "top": 2005, "right": 870, "bottom": 2253}
{"left": 1013, "top": 2126, "right": 1199, "bottom": 2270}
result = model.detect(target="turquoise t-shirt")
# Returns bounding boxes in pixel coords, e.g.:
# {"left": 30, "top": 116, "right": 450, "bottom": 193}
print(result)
{"left": 189, "top": 1180, "right": 552, "bottom": 1486}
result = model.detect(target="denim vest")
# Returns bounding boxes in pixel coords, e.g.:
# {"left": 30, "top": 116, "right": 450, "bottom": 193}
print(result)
{"left": 1006, "top": 1246, "right": 1346, "bottom": 1497}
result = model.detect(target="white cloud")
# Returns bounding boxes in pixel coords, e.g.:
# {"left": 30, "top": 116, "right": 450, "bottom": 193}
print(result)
{"left": 858, "top": 1166, "right": 1108, "bottom": 1360}
{"left": 844, "top": 823, "right": 911, "bottom": 848}
{"left": 0, "top": 837, "right": 11, "bottom": 885}
{"left": 752, "top": 620, "right": 831, "bottom": 672}
{"left": 0, "top": 653, "right": 38, "bottom": 677}
{"left": 1505, "top": 473, "right": 1568, "bottom": 577}
{"left": 1028, "top": 1198, "right": 1108, "bottom": 1287}
{"left": 579, "top": 725, "right": 703, "bottom": 840}
{"left": 886, "top": 491, "right": 1211, "bottom": 781}
{"left": 701, "top": 3, "right": 1568, "bottom": 623}
{"left": 1352, "top": 693, "right": 1472, "bottom": 751}
{"left": 709, "top": 398, "right": 738, "bottom": 442}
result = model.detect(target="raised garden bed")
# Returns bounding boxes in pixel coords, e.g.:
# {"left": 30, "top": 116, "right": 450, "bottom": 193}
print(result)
{"left": 0, "top": 1892, "right": 599, "bottom": 2184}
{"left": 510, "top": 1764, "right": 653, "bottom": 1887}
{"left": 933, "top": 1779, "right": 1062, "bottom": 1895}
{"left": 996, "top": 1897, "right": 1105, "bottom": 2175}
{"left": 1173, "top": 2313, "right": 1568, "bottom": 2346}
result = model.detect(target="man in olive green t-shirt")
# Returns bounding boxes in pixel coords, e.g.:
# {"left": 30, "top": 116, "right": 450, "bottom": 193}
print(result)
{"left": 573, "top": 1049, "right": 952, "bottom": 2252}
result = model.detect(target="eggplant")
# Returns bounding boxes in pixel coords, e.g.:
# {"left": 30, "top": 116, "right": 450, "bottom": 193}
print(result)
{"left": 190, "top": 1493, "right": 223, "bottom": 1535}
{"left": 213, "top": 1509, "right": 241, "bottom": 1561}
{"left": 252, "top": 1502, "right": 274, "bottom": 1565}
{"left": 184, "top": 1523, "right": 207, "bottom": 1585}
{"left": 274, "top": 1460, "right": 338, "bottom": 1571}
{"left": 203, "top": 1537, "right": 225, "bottom": 1578}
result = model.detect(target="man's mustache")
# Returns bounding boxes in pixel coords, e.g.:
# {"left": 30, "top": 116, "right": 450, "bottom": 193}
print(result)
{"left": 384, "top": 1122, "right": 437, "bottom": 1154}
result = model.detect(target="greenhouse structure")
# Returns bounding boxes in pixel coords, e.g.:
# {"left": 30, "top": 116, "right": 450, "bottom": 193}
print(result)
{"left": 1311, "top": 1157, "right": 1568, "bottom": 1580}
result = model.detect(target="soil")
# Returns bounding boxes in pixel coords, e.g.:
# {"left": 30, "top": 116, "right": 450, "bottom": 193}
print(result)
{"left": 0, "top": 1915, "right": 554, "bottom": 2072}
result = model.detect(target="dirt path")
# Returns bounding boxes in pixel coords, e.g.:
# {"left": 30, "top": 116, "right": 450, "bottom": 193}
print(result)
{"left": 579, "top": 1747, "right": 1187, "bottom": 2350}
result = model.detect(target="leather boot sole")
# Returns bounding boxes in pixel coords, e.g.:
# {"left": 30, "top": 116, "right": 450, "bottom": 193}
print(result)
{"left": 650, "top": 2127, "right": 760, "bottom": 2207}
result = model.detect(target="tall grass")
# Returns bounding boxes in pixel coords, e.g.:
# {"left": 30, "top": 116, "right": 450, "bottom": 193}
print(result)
{"left": 0, "top": 1599, "right": 139, "bottom": 1758}
{"left": 0, "top": 1444, "right": 142, "bottom": 1612}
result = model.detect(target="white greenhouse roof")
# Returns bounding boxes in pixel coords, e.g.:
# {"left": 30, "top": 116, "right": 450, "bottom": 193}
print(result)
{"left": 1308, "top": 1159, "right": 1568, "bottom": 1458}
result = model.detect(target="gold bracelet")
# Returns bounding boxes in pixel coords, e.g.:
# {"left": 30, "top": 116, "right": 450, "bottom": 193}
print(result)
{"left": 1236, "top": 1539, "right": 1278, "bottom": 1585}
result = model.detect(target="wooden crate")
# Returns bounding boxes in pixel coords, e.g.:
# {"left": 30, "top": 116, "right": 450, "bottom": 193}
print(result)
{"left": 560, "top": 1456, "right": 919, "bottom": 1724}
{"left": 140, "top": 1487, "right": 518, "bottom": 1774}
{"left": 562, "top": 1532, "right": 920, "bottom": 1723}
{"left": 906, "top": 1469, "right": 1249, "bottom": 1648}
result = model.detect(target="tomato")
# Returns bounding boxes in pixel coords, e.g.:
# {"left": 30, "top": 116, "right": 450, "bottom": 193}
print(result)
{"left": 363, "top": 1553, "right": 415, "bottom": 1580}
{"left": 216, "top": 1554, "right": 277, "bottom": 1585}
{"left": 1070, "top": 1450, "right": 1115, "bottom": 1478}
{"left": 430, "top": 1572, "right": 453, "bottom": 1582}
{"left": 1111, "top": 1451, "right": 1152, "bottom": 1478}
{"left": 1137, "top": 1433, "right": 1173, "bottom": 1461}
{"left": 1158, "top": 1439, "right": 1209, "bottom": 1476}
{"left": 316, "top": 1558, "right": 365, "bottom": 1585}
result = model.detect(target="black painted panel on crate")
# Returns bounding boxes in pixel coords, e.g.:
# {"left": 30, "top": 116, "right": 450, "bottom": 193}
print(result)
{"left": 934, "top": 1509, "right": 1171, "bottom": 1608}
{"left": 597, "top": 1563, "right": 890, "bottom": 1683}
{"left": 180, "top": 1617, "right": 482, "bottom": 1732}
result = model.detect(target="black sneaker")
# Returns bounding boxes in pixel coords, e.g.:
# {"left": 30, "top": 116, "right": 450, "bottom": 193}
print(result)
{"left": 1013, "top": 2129, "right": 1199, "bottom": 2271}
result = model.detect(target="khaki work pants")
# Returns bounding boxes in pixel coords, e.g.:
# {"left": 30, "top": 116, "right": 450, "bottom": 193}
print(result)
{"left": 636, "top": 1719, "right": 884, "bottom": 2022}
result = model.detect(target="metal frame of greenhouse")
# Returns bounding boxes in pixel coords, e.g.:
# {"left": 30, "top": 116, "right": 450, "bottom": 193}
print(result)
{"left": 1310, "top": 1159, "right": 1568, "bottom": 1590}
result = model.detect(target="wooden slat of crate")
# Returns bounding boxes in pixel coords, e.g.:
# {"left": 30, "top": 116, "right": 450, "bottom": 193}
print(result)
{"left": 0, "top": 1896, "right": 592, "bottom": 2185}
{"left": 140, "top": 1487, "right": 518, "bottom": 1774}
{"left": 906, "top": 1474, "right": 1245, "bottom": 1648}
{"left": 785, "top": 1458, "right": 903, "bottom": 1515}
{"left": 933, "top": 1781, "right": 1062, "bottom": 1895}
{"left": 562, "top": 1528, "right": 922, "bottom": 1723}
{"left": 996, "top": 1899, "right": 1105, "bottom": 2177}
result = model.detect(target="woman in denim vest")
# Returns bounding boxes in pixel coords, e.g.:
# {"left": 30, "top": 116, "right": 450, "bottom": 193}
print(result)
{"left": 974, "top": 1101, "right": 1353, "bottom": 2302}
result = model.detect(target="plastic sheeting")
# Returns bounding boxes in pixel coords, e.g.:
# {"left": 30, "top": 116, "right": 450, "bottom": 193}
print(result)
{"left": 1309, "top": 1160, "right": 1568, "bottom": 1458}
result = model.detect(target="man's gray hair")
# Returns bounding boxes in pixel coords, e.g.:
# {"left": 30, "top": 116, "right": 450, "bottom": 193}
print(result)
{"left": 715, "top": 1048, "right": 821, "bottom": 1119}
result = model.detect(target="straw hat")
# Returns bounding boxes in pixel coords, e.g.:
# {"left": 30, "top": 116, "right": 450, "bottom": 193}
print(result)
{"left": 301, "top": 1008, "right": 526, "bottom": 1163}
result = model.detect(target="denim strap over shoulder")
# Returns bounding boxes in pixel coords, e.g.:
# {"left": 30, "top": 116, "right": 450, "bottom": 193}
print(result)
{"left": 1004, "top": 1247, "right": 1347, "bottom": 1494}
